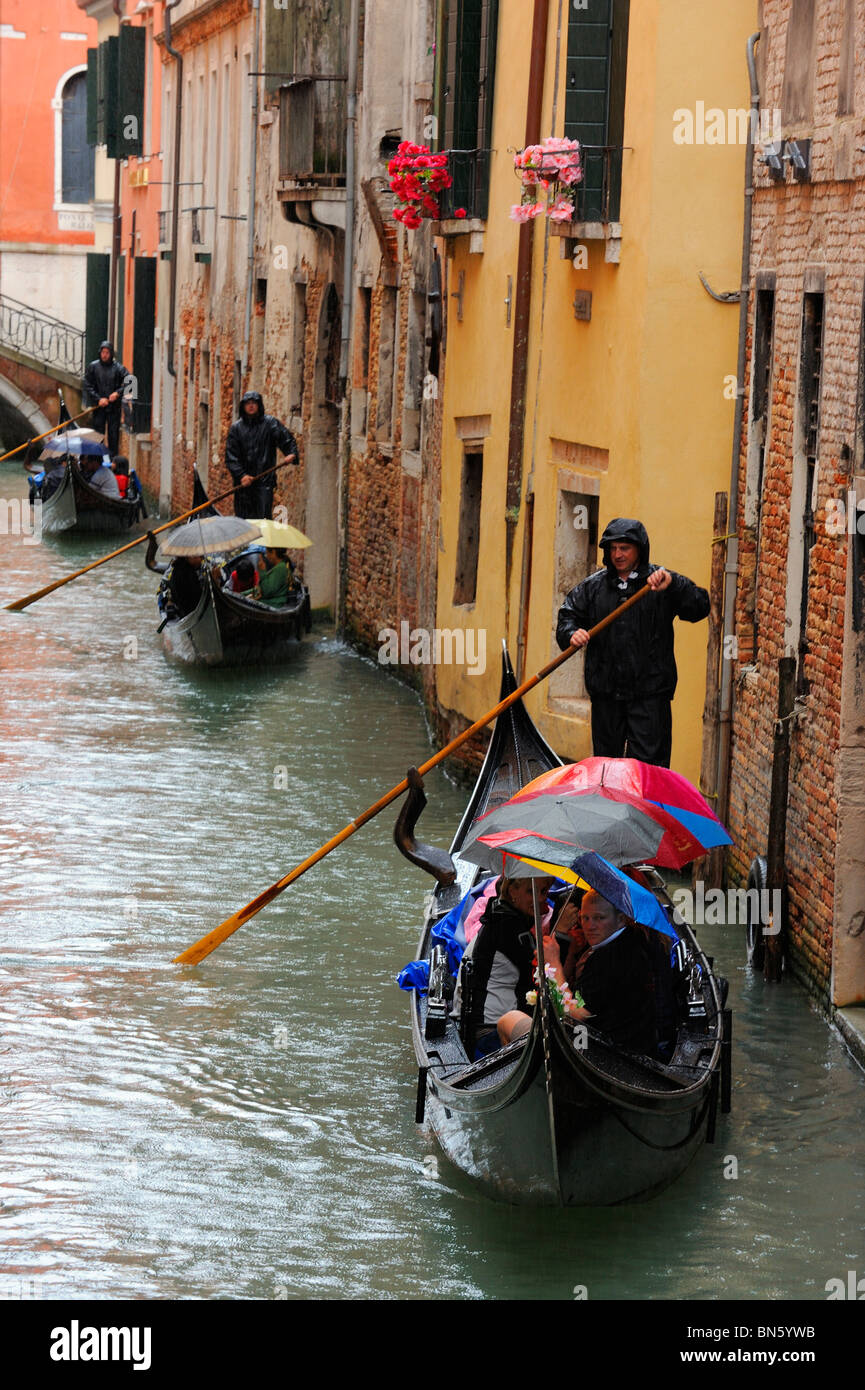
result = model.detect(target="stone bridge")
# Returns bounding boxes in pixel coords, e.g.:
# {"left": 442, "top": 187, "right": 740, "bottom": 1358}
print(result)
{"left": 0, "top": 294, "right": 84, "bottom": 454}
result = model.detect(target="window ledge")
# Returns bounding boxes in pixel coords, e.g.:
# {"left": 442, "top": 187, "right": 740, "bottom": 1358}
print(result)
{"left": 431, "top": 218, "right": 485, "bottom": 252}
{"left": 550, "top": 219, "right": 622, "bottom": 264}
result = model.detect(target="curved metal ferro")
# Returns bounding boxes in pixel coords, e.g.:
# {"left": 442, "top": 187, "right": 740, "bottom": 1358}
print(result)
{"left": 393, "top": 767, "right": 457, "bottom": 886}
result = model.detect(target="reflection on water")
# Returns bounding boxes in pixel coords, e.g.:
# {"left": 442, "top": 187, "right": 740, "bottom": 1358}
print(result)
{"left": 1, "top": 461, "right": 864, "bottom": 1300}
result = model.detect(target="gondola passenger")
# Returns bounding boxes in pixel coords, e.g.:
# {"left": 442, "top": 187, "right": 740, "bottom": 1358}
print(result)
{"left": 452, "top": 875, "right": 556, "bottom": 1059}
{"left": 168, "top": 555, "right": 204, "bottom": 618}
{"left": 257, "top": 546, "right": 296, "bottom": 607}
{"left": 549, "top": 891, "right": 657, "bottom": 1054}
{"left": 79, "top": 453, "right": 121, "bottom": 498}
{"left": 111, "top": 455, "right": 130, "bottom": 498}
{"left": 224, "top": 558, "right": 259, "bottom": 596}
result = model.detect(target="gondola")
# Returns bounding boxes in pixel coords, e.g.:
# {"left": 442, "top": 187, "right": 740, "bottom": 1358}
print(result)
{"left": 399, "top": 652, "right": 730, "bottom": 1206}
{"left": 147, "top": 543, "right": 311, "bottom": 666}
{"left": 34, "top": 460, "right": 144, "bottom": 535}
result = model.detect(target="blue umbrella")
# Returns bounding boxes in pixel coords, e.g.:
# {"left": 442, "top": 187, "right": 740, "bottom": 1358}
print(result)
{"left": 41, "top": 430, "right": 107, "bottom": 458}
{"left": 566, "top": 851, "right": 678, "bottom": 940}
{"left": 482, "top": 841, "right": 678, "bottom": 941}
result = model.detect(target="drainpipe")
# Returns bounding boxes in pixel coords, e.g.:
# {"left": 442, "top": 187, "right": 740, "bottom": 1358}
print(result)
{"left": 338, "top": 0, "right": 361, "bottom": 390}
{"left": 165, "top": 0, "right": 183, "bottom": 378}
{"left": 505, "top": 0, "right": 549, "bottom": 626}
{"left": 716, "top": 31, "right": 761, "bottom": 829}
{"left": 242, "top": 0, "right": 262, "bottom": 381}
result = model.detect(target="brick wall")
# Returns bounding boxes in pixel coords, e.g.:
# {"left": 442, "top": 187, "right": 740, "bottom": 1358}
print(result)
{"left": 728, "top": 0, "right": 865, "bottom": 998}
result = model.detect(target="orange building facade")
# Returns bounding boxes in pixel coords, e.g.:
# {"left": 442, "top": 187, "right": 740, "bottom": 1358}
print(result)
{"left": 0, "top": 0, "right": 97, "bottom": 328}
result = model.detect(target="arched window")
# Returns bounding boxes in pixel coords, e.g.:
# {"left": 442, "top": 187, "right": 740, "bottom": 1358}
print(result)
{"left": 60, "top": 71, "right": 94, "bottom": 204}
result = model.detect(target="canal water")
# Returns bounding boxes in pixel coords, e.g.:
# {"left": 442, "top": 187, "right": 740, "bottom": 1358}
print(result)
{"left": 1, "top": 460, "right": 865, "bottom": 1302}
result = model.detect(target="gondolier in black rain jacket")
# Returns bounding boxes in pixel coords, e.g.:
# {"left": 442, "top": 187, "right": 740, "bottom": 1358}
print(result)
{"left": 225, "top": 391, "right": 299, "bottom": 519}
{"left": 82, "top": 341, "right": 131, "bottom": 459}
{"left": 556, "top": 518, "right": 709, "bottom": 767}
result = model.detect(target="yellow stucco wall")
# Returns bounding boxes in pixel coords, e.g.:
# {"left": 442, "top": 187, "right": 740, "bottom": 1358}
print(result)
{"left": 435, "top": 0, "right": 757, "bottom": 785}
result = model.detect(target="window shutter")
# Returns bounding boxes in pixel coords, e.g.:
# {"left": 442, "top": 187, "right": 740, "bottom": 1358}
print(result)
{"left": 97, "top": 37, "right": 119, "bottom": 157}
{"left": 86, "top": 49, "right": 98, "bottom": 147}
{"left": 117, "top": 26, "right": 145, "bottom": 158}
{"left": 265, "top": 4, "right": 297, "bottom": 95}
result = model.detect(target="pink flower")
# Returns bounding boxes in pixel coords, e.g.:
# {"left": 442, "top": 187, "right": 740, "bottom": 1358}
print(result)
{"left": 454, "top": 207, "right": 467, "bottom": 219}
{"left": 509, "top": 202, "right": 544, "bottom": 222}
{"left": 548, "top": 196, "right": 575, "bottom": 222}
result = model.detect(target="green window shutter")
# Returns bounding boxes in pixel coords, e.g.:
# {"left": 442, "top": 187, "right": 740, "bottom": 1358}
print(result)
{"left": 85, "top": 253, "right": 111, "bottom": 366}
{"left": 86, "top": 49, "right": 99, "bottom": 146}
{"left": 117, "top": 26, "right": 145, "bottom": 158}
{"left": 132, "top": 256, "right": 157, "bottom": 432}
{"left": 97, "top": 37, "right": 119, "bottom": 156}
{"left": 440, "top": 0, "right": 498, "bottom": 218}
{"left": 564, "top": 0, "right": 629, "bottom": 222}
{"left": 266, "top": 4, "right": 297, "bottom": 95}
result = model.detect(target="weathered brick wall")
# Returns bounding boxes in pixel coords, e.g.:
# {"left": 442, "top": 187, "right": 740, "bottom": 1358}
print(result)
{"left": 728, "top": 0, "right": 864, "bottom": 997}
{"left": 344, "top": 242, "right": 419, "bottom": 662}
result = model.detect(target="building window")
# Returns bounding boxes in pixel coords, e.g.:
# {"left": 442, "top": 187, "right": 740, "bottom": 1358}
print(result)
{"left": 376, "top": 286, "right": 398, "bottom": 442}
{"left": 838, "top": 0, "right": 856, "bottom": 117}
{"left": 55, "top": 68, "right": 95, "bottom": 209}
{"left": 453, "top": 449, "right": 483, "bottom": 606}
{"left": 436, "top": 0, "right": 499, "bottom": 219}
{"left": 563, "top": 0, "right": 630, "bottom": 223}
{"left": 792, "top": 290, "right": 824, "bottom": 694}
{"left": 549, "top": 489, "right": 599, "bottom": 703}
{"left": 782, "top": 0, "right": 817, "bottom": 125}
{"left": 289, "top": 282, "right": 307, "bottom": 418}
{"left": 747, "top": 285, "right": 776, "bottom": 654}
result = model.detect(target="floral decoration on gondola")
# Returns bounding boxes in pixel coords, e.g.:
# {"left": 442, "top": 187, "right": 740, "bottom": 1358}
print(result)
{"left": 510, "top": 136, "right": 583, "bottom": 222}
{"left": 387, "top": 141, "right": 466, "bottom": 228}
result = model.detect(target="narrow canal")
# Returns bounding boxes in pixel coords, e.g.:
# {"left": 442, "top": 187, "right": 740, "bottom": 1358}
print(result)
{"left": 1, "top": 461, "right": 864, "bottom": 1301}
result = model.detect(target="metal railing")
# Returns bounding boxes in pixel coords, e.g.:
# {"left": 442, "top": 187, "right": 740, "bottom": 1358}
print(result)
{"left": 566, "top": 146, "right": 625, "bottom": 224}
{"left": 439, "top": 148, "right": 492, "bottom": 221}
{"left": 0, "top": 294, "right": 85, "bottom": 377}
{"left": 278, "top": 76, "right": 348, "bottom": 186}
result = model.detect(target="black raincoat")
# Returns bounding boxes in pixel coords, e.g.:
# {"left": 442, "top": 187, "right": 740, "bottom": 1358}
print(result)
{"left": 82, "top": 341, "right": 131, "bottom": 406}
{"left": 225, "top": 392, "right": 298, "bottom": 503}
{"left": 555, "top": 518, "right": 709, "bottom": 701}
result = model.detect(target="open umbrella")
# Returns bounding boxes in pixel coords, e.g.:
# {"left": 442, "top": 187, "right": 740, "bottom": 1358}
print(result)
{"left": 461, "top": 783, "right": 706, "bottom": 871}
{"left": 510, "top": 758, "right": 732, "bottom": 853}
{"left": 159, "top": 515, "right": 263, "bottom": 556}
{"left": 463, "top": 842, "right": 677, "bottom": 939}
{"left": 41, "top": 428, "right": 107, "bottom": 457}
{"left": 249, "top": 518, "right": 312, "bottom": 549}
{"left": 461, "top": 791, "right": 671, "bottom": 870}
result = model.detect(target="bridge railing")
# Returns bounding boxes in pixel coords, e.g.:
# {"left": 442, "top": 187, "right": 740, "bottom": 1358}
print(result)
{"left": 0, "top": 294, "right": 86, "bottom": 379}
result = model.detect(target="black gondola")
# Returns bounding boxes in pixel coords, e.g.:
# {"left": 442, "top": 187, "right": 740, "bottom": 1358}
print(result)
{"left": 400, "top": 652, "right": 729, "bottom": 1206}
{"left": 146, "top": 542, "right": 311, "bottom": 666}
{"left": 34, "top": 459, "right": 144, "bottom": 535}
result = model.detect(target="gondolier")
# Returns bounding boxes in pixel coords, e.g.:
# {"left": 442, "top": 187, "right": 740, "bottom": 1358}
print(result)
{"left": 82, "top": 342, "right": 131, "bottom": 460}
{"left": 225, "top": 392, "right": 298, "bottom": 520}
{"left": 556, "top": 518, "right": 709, "bottom": 768}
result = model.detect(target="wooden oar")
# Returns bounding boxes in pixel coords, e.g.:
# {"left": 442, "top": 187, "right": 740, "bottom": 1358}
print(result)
{"left": 0, "top": 407, "right": 97, "bottom": 464}
{"left": 5, "top": 457, "right": 297, "bottom": 612}
{"left": 173, "top": 585, "right": 652, "bottom": 965}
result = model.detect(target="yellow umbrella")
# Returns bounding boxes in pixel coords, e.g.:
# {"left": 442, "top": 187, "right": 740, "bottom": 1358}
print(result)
{"left": 510, "top": 854, "right": 592, "bottom": 889}
{"left": 250, "top": 519, "right": 313, "bottom": 549}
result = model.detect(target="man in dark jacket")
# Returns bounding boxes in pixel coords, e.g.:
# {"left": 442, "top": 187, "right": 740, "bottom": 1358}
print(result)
{"left": 82, "top": 341, "right": 131, "bottom": 459}
{"left": 556, "top": 517, "right": 709, "bottom": 767}
{"left": 225, "top": 391, "right": 298, "bottom": 519}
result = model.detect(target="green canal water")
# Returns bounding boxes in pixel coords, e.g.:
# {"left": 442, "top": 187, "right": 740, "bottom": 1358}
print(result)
{"left": 1, "top": 462, "right": 865, "bottom": 1301}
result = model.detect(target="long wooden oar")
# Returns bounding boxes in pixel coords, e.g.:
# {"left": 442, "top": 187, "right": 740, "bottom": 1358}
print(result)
{"left": 5, "top": 457, "right": 297, "bottom": 612}
{"left": 0, "top": 407, "right": 96, "bottom": 464}
{"left": 174, "top": 585, "right": 652, "bottom": 965}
